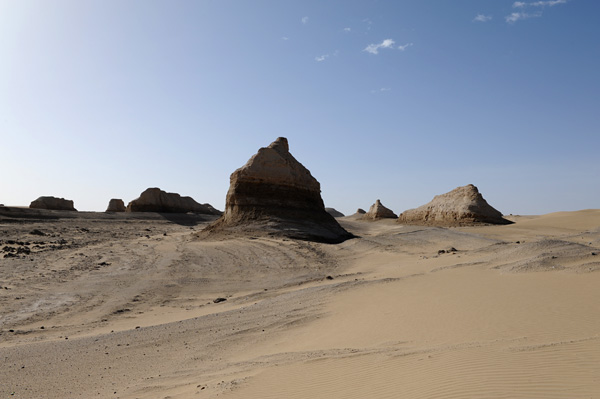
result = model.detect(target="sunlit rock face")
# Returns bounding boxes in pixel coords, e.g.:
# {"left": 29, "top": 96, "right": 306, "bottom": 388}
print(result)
{"left": 397, "top": 184, "right": 512, "bottom": 226}
{"left": 206, "top": 137, "right": 353, "bottom": 243}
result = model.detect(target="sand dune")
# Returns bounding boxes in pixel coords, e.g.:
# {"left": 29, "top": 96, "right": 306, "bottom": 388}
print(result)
{"left": 1, "top": 208, "right": 599, "bottom": 398}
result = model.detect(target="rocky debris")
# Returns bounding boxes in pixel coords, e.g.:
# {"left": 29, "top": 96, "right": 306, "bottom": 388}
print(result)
{"left": 397, "top": 184, "right": 512, "bottom": 226}
{"left": 29, "top": 196, "right": 76, "bottom": 211}
{"left": 362, "top": 200, "right": 397, "bottom": 220}
{"left": 325, "top": 208, "right": 345, "bottom": 218}
{"left": 29, "top": 229, "right": 46, "bottom": 236}
{"left": 126, "top": 188, "right": 222, "bottom": 215}
{"left": 204, "top": 137, "right": 353, "bottom": 243}
{"left": 106, "top": 199, "right": 126, "bottom": 213}
{"left": 213, "top": 297, "right": 227, "bottom": 303}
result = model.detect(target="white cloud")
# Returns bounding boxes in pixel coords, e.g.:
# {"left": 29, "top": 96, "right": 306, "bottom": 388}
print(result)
{"left": 371, "top": 87, "right": 391, "bottom": 94}
{"left": 514, "top": 0, "right": 567, "bottom": 7}
{"left": 473, "top": 14, "right": 492, "bottom": 22}
{"left": 301, "top": 16, "right": 309, "bottom": 24}
{"left": 397, "top": 43, "right": 413, "bottom": 51}
{"left": 364, "top": 39, "right": 395, "bottom": 54}
{"left": 315, "top": 54, "right": 329, "bottom": 62}
{"left": 344, "top": 27, "right": 351, "bottom": 32}
{"left": 281, "top": 36, "right": 289, "bottom": 41}
{"left": 505, "top": 11, "right": 542, "bottom": 23}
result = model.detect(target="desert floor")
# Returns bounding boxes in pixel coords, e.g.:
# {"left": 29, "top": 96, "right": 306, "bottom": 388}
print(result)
{"left": 1, "top": 208, "right": 599, "bottom": 398}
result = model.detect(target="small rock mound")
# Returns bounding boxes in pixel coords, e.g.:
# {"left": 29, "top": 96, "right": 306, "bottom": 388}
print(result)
{"left": 126, "top": 188, "right": 221, "bottom": 215}
{"left": 363, "top": 200, "right": 397, "bottom": 220}
{"left": 29, "top": 196, "right": 77, "bottom": 211}
{"left": 106, "top": 199, "right": 126, "bottom": 213}
{"left": 397, "top": 184, "right": 512, "bottom": 226}
{"left": 325, "top": 208, "right": 345, "bottom": 218}
{"left": 204, "top": 137, "right": 353, "bottom": 243}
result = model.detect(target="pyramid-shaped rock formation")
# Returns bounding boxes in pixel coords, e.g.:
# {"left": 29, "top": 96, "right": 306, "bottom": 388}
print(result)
{"left": 205, "top": 137, "right": 353, "bottom": 243}
{"left": 106, "top": 199, "right": 126, "bottom": 212}
{"left": 30, "top": 196, "right": 77, "bottom": 211}
{"left": 127, "top": 188, "right": 221, "bottom": 215}
{"left": 397, "top": 184, "right": 512, "bottom": 226}
{"left": 363, "top": 200, "right": 397, "bottom": 220}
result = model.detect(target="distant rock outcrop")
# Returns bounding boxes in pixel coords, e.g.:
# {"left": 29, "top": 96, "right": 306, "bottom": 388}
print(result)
{"left": 106, "top": 199, "right": 126, "bottom": 213}
{"left": 205, "top": 137, "right": 353, "bottom": 243}
{"left": 363, "top": 200, "right": 397, "bottom": 220}
{"left": 325, "top": 208, "right": 345, "bottom": 218}
{"left": 397, "top": 184, "right": 512, "bottom": 226}
{"left": 29, "top": 196, "right": 77, "bottom": 211}
{"left": 126, "top": 188, "right": 221, "bottom": 215}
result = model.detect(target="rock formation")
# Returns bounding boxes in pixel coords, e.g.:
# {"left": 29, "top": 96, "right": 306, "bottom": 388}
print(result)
{"left": 29, "top": 196, "right": 77, "bottom": 211}
{"left": 325, "top": 208, "right": 345, "bottom": 218}
{"left": 397, "top": 184, "right": 512, "bottom": 226}
{"left": 126, "top": 188, "right": 221, "bottom": 215}
{"left": 205, "top": 137, "right": 353, "bottom": 243}
{"left": 363, "top": 200, "right": 397, "bottom": 220}
{"left": 106, "top": 199, "right": 126, "bottom": 212}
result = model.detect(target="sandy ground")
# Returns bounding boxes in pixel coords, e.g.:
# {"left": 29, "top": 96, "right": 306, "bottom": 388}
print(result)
{"left": 1, "top": 208, "right": 599, "bottom": 398}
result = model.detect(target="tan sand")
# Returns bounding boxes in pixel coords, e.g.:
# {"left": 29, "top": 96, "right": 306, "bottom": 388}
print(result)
{"left": 1, "top": 208, "right": 599, "bottom": 398}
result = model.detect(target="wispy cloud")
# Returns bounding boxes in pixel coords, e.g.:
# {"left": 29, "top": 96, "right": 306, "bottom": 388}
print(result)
{"left": 505, "top": 11, "right": 542, "bottom": 23}
{"left": 344, "top": 27, "right": 351, "bottom": 32}
{"left": 397, "top": 43, "right": 414, "bottom": 51}
{"left": 371, "top": 87, "right": 391, "bottom": 93}
{"left": 301, "top": 16, "right": 309, "bottom": 24}
{"left": 281, "top": 36, "right": 289, "bottom": 41}
{"left": 473, "top": 14, "right": 492, "bottom": 22}
{"left": 315, "top": 54, "right": 329, "bottom": 62}
{"left": 364, "top": 39, "right": 396, "bottom": 54}
{"left": 514, "top": 0, "right": 567, "bottom": 6}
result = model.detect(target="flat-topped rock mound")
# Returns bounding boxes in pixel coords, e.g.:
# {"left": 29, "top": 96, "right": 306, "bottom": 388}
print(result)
{"left": 204, "top": 137, "right": 353, "bottom": 243}
{"left": 397, "top": 184, "right": 512, "bottom": 226}
{"left": 325, "top": 208, "right": 345, "bottom": 218}
{"left": 363, "top": 200, "right": 397, "bottom": 220}
{"left": 127, "top": 188, "right": 221, "bottom": 215}
{"left": 106, "top": 199, "right": 126, "bottom": 212}
{"left": 30, "top": 196, "right": 77, "bottom": 211}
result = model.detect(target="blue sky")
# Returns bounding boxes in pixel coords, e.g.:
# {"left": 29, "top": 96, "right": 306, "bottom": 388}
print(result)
{"left": 1, "top": 0, "right": 598, "bottom": 215}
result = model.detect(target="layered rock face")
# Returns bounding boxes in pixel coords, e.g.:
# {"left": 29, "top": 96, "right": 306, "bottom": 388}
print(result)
{"left": 106, "top": 199, "right": 126, "bottom": 212}
{"left": 397, "top": 184, "right": 512, "bottom": 226}
{"left": 126, "top": 188, "right": 221, "bottom": 215}
{"left": 325, "top": 208, "right": 345, "bottom": 218}
{"left": 30, "top": 196, "right": 76, "bottom": 211}
{"left": 363, "top": 200, "right": 397, "bottom": 220}
{"left": 206, "top": 137, "right": 353, "bottom": 243}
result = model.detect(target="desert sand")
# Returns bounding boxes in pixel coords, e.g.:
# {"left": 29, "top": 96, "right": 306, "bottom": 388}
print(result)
{"left": 1, "top": 207, "right": 599, "bottom": 398}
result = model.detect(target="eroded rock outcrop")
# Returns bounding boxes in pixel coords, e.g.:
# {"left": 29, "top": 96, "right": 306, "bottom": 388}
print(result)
{"left": 29, "top": 196, "right": 77, "bottom": 211}
{"left": 363, "top": 200, "right": 397, "bottom": 220}
{"left": 205, "top": 137, "right": 353, "bottom": 243}
{"left": 126, "top": 188, "right": 221, "bottom": 215}
{"left": 106, "top": 199, "right": 126, "bottom": 212}
{"left": 325, "top": 208, "right": 345, "bottom": 218}
{"left": 397, "top": 184, "right": 512, "bottom": 226}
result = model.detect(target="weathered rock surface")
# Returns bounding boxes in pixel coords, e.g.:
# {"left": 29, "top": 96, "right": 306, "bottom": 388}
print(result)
{"left": 126, "top": 188, "right": 221, "bottom": 215}
{"left": 106, "top": 199, "right": 126, "bottom": 213}
{"left": 205, "top": 137, "right": 353, "bottom": 243}
{"left": 363, "top": 200, "right": 397, "bottom": 220}
{"left": 397, "top": 184, "right": 512, "bottom": 226}
{"left": 29, "top": 196, "right": 77, "bottom": 211}
{"left": 325, "top": 208, "right": 345, "bottom": 218}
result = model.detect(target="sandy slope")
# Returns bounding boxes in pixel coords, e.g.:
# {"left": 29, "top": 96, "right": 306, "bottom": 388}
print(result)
{"left": 1, "top": 209, "right": 599, "bottom": 398}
